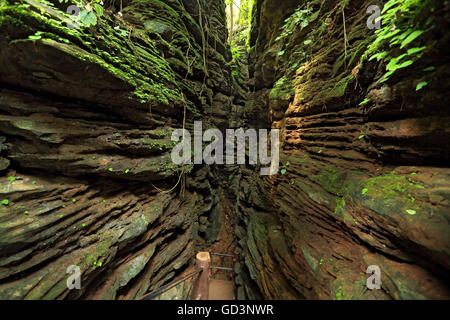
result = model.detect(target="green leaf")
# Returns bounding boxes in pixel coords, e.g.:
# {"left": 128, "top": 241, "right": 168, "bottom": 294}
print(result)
{"left": 359, "top": 134, "right": 365, "bottom": 139}
{"left": 400, "top": 30, "right": 425, "bottom": 49}
{"left": 361, "top": 188, "right": 368, "bottom": 195}
{"left": 80, "top": 10, "right": 97, "bottom": 26}
{"left": 85, "top": 11, "right": 97, "bottom": 26}
{"left": 396, "top": 60, "right": 414, "bottom": 69}
{"left": 423, "top": 66, "right": 435, "bottom": 72}
{"left": 1, "top": 199, "right": 9, "bottom": 205}
{"left": 318, "top": 149, "right": 323, "bottom": 154}
{"left": 359, "top": 98, "right": 370, "bottom": 106}
{"left": 79, "top": 9, "right": 88, "bottom": 23}
{"left": 380, "top": 70, "right": 394, "bottom": 82}
{"left": 386, "top": 54, "right": 411, "bottom": 71}
{"left": 407, "top": 46, "right": 426, "bottom": 55}
{"left": 303, "top": 39, "right": 312, "bottom": 45}
{"left": 369, "top": 51, "right": 388, "bottom": 62}
{"left": 278, "top": 50, "right": 285, "bottom": 56}
{"left": 281, "top": 169, "right": 287, "bottom": 175}
{"left": 108, "top": 167, "right": 113, "bottom": 172}
{"left": 93, "top": 3, "right": 103, "bottom": 17}
{"left": 385, "top": 58, "right": 398, "bottom": 71}
{"left": 387, "top": 58, "right": 413, "bottom": 72}
{"left": 416, "top": 81, "right": 428, "bottom": 91}
{"left": 7, "top": 176, "right": 15, "bottom": 181}
{"left": 406, "top": 209, "right": 416, "bottom": 215}
{"left": 124, "top": 169, "right": 130, "bottom": 174}
{"left": 390, "top": 29, "right": 410, "bottom": 46}
{"left": 397, "top": 29, "right": 413, "bottom": 41}
{"left": 381, "top": 0, "right": 399, "bottom": 13}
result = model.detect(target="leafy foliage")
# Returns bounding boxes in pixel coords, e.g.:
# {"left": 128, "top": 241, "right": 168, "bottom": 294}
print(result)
{"left": 28, "top": 31, "right": 44, "bottom": 40}
{"left": 79, "top": 8, "right": 97, "bottom": 26}
{"left": 365, "top": 0, "right": 436, "bottom": 85}
{"left": 61, "top": 0, "right": 105, "bottom": 28}
{"left": 227, "top": 0, "right": 255, "bottom": 46}
{"left": 416, "top": 81, "right": 428, "bottom": 91}
{"left": 359, "top": 98, "right": 370, "bottom": 106}
{"left": 275, "top": 7, "right": 314, "bottom": 43}
{"left": 230, "top": 41, "right": 240, "bottom": 60}
{"left": 280, "top": 161, "right": 290, "bottom": 175}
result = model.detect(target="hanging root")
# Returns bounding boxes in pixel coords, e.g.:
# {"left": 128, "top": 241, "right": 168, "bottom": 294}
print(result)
{"left": 342, "top": 4, "right": 349, "bottom": 70}
{"left": 196, "top": 0, "right": 208, "bottom": 96}
{"left": 151, "top": 94, "right": 188, "bottom": 196}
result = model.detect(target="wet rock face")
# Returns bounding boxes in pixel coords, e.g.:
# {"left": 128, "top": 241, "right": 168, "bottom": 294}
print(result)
{"left": 0, "top": 0, "right": 234, "bottom": 299}
{"left": 235, "top": 0, "right": 450, "bottom": 299}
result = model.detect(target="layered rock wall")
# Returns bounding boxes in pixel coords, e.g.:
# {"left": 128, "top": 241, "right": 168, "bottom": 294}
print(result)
{"left": 234, "top": 0, "right": 450, "bottom": 299}
{"left": 0, "top": 0, "right": 236, "bottom": 299}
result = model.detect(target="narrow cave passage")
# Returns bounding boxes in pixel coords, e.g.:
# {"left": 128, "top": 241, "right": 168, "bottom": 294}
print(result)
{"left": 0, "top": 0, "right": 449, "bottom": 302}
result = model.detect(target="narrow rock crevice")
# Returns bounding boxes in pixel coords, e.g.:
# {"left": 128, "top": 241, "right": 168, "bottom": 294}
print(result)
{"left": 0, "top": 0, "right": 449, "bottom": 301}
